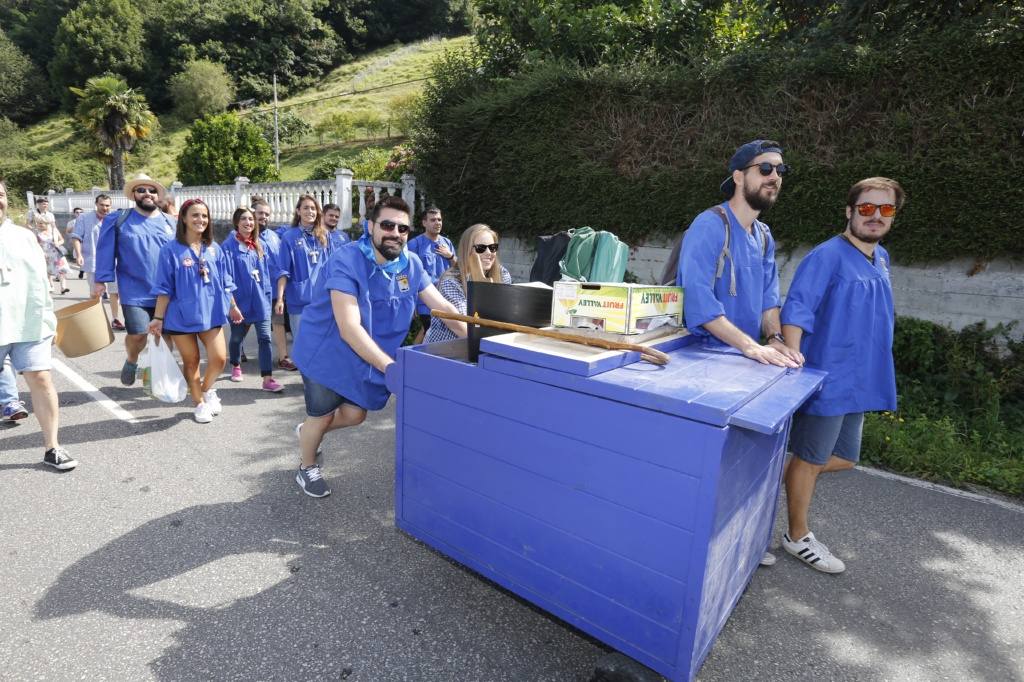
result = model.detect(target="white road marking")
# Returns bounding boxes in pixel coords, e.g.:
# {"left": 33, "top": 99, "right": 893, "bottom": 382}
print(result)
{"left": 51, "top": 358, "right": 137, "bottom": 423}
{"left": 857, "top": 464, "right": 1024, "bottom": 514}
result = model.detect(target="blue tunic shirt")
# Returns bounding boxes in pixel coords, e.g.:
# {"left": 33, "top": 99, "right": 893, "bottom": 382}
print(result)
{"left": 407, "top": 233, "right": 455, "bottom": 315}
{"left": 222, "top": 232, "right": 274, "bottom": 322}
{"left": 329, "top": 230, "right": 351, "bottom": 249}
{"left": 782, "top": 235, "right": 897, "bottom": 416}
{"left": 151, "top": 241, "right": 235, "bottom": 333}
{"left": 69, "top": 210, "right": 103, "bottom": 272}
{"left": 276, "top": 227, "right": 336, "bottom": 315}
{"left": 677, "top": 203, "right": 780, "bottom": 342}
{"left": 94, "top": 210, "right": 175, "bottom": 307}
{"left": 292, "top": 242, "right": 431, "bottom": 410}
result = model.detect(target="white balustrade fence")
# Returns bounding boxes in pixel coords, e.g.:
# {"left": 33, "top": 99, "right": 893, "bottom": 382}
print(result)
{"left": 28, "top": 170, "right": 419, "bottom": 228}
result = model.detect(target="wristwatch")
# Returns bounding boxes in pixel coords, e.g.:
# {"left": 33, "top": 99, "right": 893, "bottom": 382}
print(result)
{"left": 768, "top": 332, "right": 785, "bottom": 344}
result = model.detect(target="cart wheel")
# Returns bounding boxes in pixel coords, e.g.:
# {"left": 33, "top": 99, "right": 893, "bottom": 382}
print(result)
{"left": 590, "top": 652, "right": 666, "bottom": 682}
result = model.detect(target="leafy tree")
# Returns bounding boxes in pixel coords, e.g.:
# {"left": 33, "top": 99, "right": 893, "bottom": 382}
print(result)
{"left": 387, "top": 93, "right": 421, "bottom": 137}
{"left": 0, "top": 28, "right": 52, "bottom": 123}
{"left": 354, "top": 0, "right": 473, "bottom": 48}
{"left": 70, "top": 75, "right": 157, "bottom": 190}
{"left": 248, "top": 110, "right": 313, "bottom": 145}
{"left": 50, "top": 0, "right": 145, "bottom": 107}
{"left": 168, "top": 59, "right": 237, "bottom": 121}
{"left": 144, "top": 0, "right": 346, "bottom": 108}
{"left": 352, "top": 111, "right": 385, "bottom": 139}
{"left": 473, "top": 0, "right": 720, "bottom": 73}
{"left": 314, "top": 112, "right": 355, "bottom": 143}
{"left": 308, "top": 145, "right": 392, "bottom": 181}
{"left": 0, "top": 0, "right": 81, "bottom": 72}
{"left": 177, "top": 113, "right": 278, "bottom": 185}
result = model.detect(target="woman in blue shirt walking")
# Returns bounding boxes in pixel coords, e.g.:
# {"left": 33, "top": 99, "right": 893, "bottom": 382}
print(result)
{"left": 223, "top": 208, "right": 284, "bottom": 394}
{"left": 274, "top": 195, "right": 334, "bottom": 341}
{"left": 148, "top": 199, "right": 243, "bottom": 423}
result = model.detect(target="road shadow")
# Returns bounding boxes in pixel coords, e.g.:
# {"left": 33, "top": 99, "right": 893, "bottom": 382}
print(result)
{"left": 32, "top": 413, "right": 604, "bottom": 682}
{"left": 699, "top": 469, "right": 1024, "bottom": 681}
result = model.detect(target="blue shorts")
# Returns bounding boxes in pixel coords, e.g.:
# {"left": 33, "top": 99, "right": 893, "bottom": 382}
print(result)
{"left": 789, "top": 412, "right": 864, "bottom": 466}
{"left": 0, "top": 336, "right": 54, "bottom": 373}
{"left": 301, "top": 373, "right": 355, "bottom": 418}
{"left": 122, "top": 305, "right": 156, "bottom": 335}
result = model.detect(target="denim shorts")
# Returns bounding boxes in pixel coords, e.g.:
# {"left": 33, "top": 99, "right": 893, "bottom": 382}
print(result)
{"left": 789, "top": 412, "right": 865, "bottom": 466}
{"left": 122, "top": 305, "right": 156, "bottom": 335}
{"left": 301, "top": 373, "right": 354, "bottom": 418}
{"left": 0, "top": 336, "right": 54, "bottom": 373}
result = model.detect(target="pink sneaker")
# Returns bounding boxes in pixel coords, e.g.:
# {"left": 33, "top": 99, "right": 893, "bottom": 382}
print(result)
{"left": 261, "top": 377, "right": 284, "bottom": 393}
{"left": 230, "top": 366, "right": 243, "bottom": 382}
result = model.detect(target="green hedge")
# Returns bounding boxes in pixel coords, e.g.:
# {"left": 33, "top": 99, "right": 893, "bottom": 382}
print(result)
{"left": 414, "top": 24, "right": 1024, "bottom": 262}
{"left": 862, "top": 318, "right": 1023, "bottom": 497}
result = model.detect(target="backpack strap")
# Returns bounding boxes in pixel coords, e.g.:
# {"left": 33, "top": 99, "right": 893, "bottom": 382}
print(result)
{"left": 113, "top": 208, "right": 131, "bottom": 258}
{"left": 710, "top": 206, "right": 736, "bottom": 296}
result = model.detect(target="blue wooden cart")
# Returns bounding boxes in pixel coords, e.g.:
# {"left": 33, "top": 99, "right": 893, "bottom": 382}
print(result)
{"left": 386, "top": 334, "right": 825, "bottom": 681}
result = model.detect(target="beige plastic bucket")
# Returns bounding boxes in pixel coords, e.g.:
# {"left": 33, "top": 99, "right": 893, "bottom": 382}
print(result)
{"left": 55, "top": 298, "right": 115, "bottom": 358}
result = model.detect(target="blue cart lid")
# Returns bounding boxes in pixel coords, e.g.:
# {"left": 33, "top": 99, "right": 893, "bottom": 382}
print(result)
{"left": 478, "top": 340, "right": 826, "bottom": 434}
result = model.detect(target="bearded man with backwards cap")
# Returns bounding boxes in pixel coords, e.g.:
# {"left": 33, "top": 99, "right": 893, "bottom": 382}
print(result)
{"left": 676, "top": 139, "right": 805, "bottom": 567}
{"left": 93, "top": 173, "right": 176, "bottom": 386}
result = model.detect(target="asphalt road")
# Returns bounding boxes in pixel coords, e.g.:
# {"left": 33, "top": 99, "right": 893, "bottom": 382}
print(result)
{"left": 2, "top": 280, "right": 1023, "bottom": 681}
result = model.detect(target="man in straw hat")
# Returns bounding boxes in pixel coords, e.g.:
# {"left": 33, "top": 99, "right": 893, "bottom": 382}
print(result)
{"left": 0, "top": 178, "right": 77, "bottom": 470}
{"left": 93, "top": 173, "right": 175, "bottom": 386}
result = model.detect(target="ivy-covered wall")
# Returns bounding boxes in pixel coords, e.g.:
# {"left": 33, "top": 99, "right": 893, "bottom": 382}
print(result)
{"left": 414, "top": 25, "right": 1023, "bottom": 263}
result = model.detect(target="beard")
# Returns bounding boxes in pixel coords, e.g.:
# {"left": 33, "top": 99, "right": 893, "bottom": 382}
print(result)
{"left": 135, "top": 197, "right": 158, "bottom": 212}
{"left": 744, "top": 182, "right": 779, "bottom": 212}
{"left": 848, "top": 219, "right": 888, "bottom": 244}
{"left": 375, "top": 235, "right": 404, "bottom": 260}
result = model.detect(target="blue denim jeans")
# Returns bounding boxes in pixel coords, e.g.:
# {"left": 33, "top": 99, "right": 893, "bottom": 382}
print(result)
{"left": 228, "top": 320, "right": 273, "bottom": 376}
{"left": 0, "top": 360, "right": 18, "bottom": 404}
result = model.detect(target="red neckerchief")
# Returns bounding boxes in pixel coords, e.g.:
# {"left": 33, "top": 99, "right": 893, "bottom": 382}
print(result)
{"left": 237, "top": 230, "right": 258, "bottom": 251}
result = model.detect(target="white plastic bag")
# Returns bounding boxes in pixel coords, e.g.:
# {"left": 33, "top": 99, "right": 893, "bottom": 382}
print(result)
{"left": 137, "top": 344, "right": 153, "bottom": 397}
{"left": 148, "top": 337, "right": 188, "bottom": 403}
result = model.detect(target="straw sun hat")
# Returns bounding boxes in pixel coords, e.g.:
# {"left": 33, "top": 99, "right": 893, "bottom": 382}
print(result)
{"left": 123, "top": 173, "right": 167, "bottom": 202}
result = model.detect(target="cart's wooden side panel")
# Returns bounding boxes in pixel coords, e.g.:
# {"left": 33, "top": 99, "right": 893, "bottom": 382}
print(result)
{"left": 396, "top": 351, "right": 728, "bottom": 679}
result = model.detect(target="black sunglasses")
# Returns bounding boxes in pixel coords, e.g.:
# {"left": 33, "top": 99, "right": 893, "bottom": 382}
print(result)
{"left": 744, "top": 162, "right": 790, "bottom": 177}
{"left": 472, "top": 243, "right": 499, "bottom": 254}
{"left": 133, "top": 187, "right": 160, "bottom": 194}
{"left": 377, "top": 219, "right": 410, "bottom": 234}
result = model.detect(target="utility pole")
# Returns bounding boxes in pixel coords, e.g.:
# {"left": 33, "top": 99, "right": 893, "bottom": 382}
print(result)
{"left": 273, "top": 72, "right": 281, "bottom": 172}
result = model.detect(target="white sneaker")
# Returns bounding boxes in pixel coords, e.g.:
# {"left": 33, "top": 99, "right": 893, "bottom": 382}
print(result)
{"left": 759, "top": 551, "right": 777, "bottom": 567}
{"left": 203, "top": 388, "right": 222, "bottom": 415}
{"left": 194, "top": 401, "right": 214, "bottom": 423}
{"left": 783, "top": 532, "right": 846, "bottom": 573}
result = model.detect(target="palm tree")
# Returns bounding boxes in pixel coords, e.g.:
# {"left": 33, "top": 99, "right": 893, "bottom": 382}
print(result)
{"left": 70, "top": 75, "right": 156, "bottom": 190}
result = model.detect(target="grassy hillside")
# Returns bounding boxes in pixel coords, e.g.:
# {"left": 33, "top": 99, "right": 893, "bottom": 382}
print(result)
{"left": 18, "top": 35, "right": 470, "bottom": 188}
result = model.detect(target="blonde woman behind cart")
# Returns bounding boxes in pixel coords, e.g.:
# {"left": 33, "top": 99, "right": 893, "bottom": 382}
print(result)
{"left": 424, "top": 223, "right": 512, "bottom": 344}
{"left": 148, "top": 199, "right": 243, "bottom": 423}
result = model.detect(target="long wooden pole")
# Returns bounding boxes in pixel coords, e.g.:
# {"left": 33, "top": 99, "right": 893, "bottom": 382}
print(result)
{"left": 431, "top": 310, "right": 671, "bottom": 366}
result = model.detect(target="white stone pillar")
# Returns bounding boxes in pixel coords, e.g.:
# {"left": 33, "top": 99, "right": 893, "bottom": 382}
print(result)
{"left": 170, "top": 181, "right": 183, "bottom": 211}
{"left": 401, "top": 173, "right": 416, "bottom": 209}
{"left": 337, "top": 168, "right": 353, "bottom": 230}
{"left": 357, "top": 185, "right": 367, "bottom": 227}
{"left": 234, "top": 176, "right": 250, "bottom": 211}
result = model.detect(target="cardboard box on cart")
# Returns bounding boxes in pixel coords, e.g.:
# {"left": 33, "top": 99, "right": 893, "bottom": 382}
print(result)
{"left": 552, "top": 281, "right": 683, "bottom": 335}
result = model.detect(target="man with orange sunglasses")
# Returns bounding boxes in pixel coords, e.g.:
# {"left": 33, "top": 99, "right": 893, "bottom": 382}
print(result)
{"left": 779, "top": 177, "right": 904, "bottom": 573}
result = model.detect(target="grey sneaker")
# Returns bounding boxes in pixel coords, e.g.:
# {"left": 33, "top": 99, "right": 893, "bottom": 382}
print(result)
{"left": 296, "top": 464, "right": 330, "bottom": 498}
{"left": 120, "top": 361, "right": 138, "bottom": 386}
{"left": 44, "top": 447, "right": 78, "bottom": 471}
{"left": 783, "top": 532, "right": 846, "bottom": 574}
